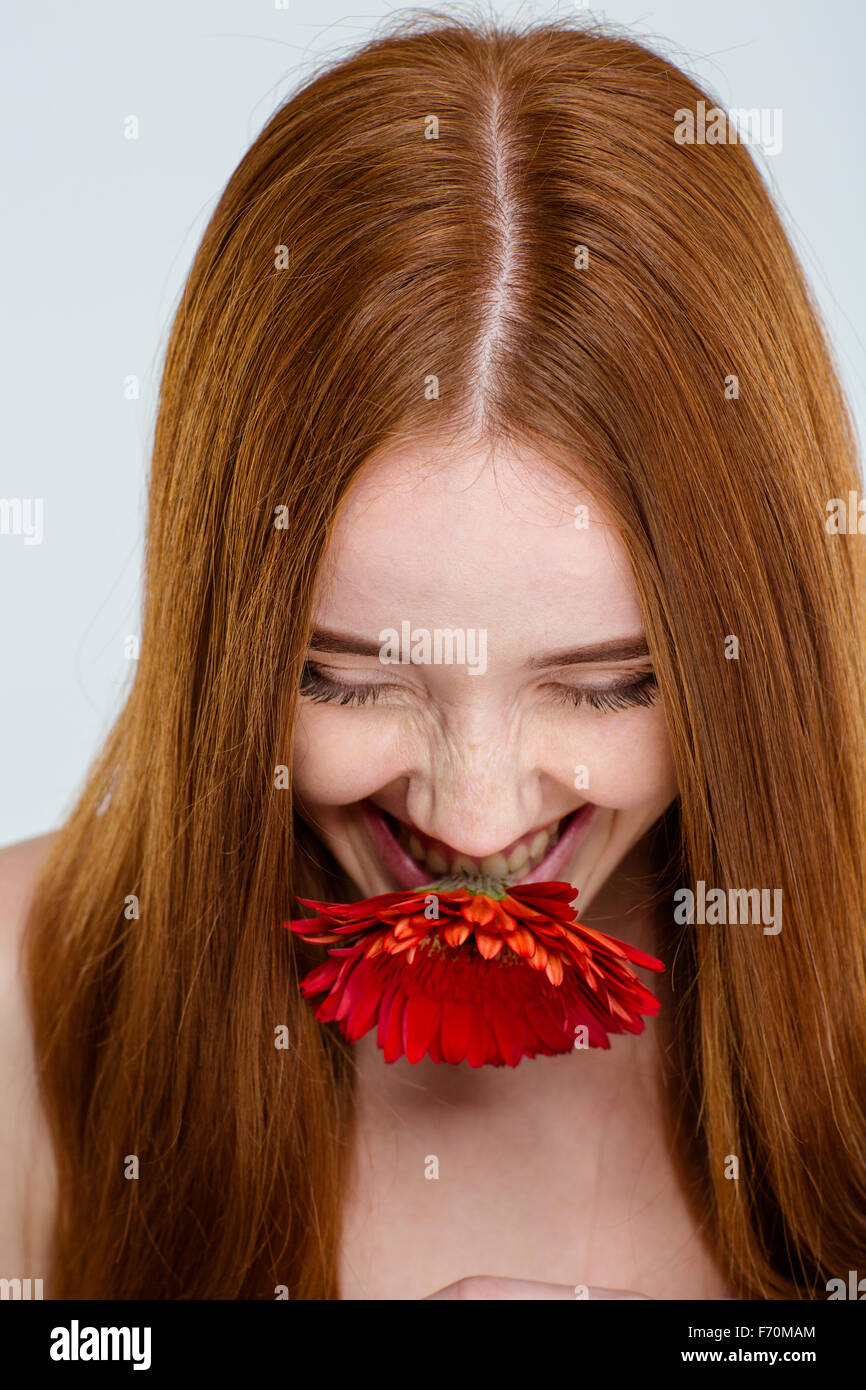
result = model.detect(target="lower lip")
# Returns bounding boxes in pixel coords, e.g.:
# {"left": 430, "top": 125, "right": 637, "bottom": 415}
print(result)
{"left": 359, "top": 800, "right": 598, "bottom": 890}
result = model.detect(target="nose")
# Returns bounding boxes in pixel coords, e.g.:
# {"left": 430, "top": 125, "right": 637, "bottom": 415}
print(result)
{"left": 402, "top": 736, "right": 549, "bottom": 860}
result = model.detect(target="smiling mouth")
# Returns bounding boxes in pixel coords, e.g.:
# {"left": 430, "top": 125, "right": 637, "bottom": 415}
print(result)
{"left": 361, "top": 800, "right": 597, "bottom": 890}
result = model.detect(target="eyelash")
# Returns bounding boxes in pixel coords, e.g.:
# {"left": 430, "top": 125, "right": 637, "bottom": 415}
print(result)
{"left": 299, "top": 663, "right": 659, "bottom": 713}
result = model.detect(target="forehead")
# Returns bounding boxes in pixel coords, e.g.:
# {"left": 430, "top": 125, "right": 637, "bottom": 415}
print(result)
{"left": 314, "top": 441, "right": 643, "bottom": 643}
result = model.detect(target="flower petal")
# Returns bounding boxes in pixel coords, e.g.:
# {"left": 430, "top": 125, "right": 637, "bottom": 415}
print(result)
{"left": 544, "top": 954, "right": 564, "bottom": 987}
{"left": 440, "top": 1001, "right": 473, "bottom": 1064}
{"left": 404, "top": 994, "right": 443, "bottom": 1064}
{"left": 474, "top": 930, "right": 503, "bottom": 960}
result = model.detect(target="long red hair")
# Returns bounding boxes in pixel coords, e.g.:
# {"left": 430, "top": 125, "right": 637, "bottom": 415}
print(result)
{"left": 23, "top": 13, "right": 866, "bottom": 1297}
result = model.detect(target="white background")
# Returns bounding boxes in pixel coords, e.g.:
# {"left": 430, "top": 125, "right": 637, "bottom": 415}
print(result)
{"left": 2, "top": 0, "right": 864, "bottom": 845}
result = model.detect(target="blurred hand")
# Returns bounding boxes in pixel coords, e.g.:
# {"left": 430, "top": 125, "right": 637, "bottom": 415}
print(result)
{"left": 424, "top": 1276, "right": 652, "bottom": 1300}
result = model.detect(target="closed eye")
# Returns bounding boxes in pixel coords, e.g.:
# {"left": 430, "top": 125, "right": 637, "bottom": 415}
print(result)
{"left": 299, "top": 663, "right": 388, "bottom": 706}
{"left": 299, "top": 661, "right": 659, "bottom": 712}
{"left": 546, "top": 672, "right": 659, "bottom": 713}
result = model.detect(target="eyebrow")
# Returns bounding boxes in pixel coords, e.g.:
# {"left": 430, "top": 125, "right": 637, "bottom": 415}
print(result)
{"left": 308, "top": 627, "right": 650, "bottom": 667}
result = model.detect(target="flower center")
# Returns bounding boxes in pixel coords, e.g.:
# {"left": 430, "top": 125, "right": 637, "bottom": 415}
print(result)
{"left": 423, "top": 872, "right": 511, "bottom": 897}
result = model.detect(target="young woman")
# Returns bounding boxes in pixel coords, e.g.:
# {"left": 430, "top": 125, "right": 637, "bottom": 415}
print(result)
{"left": 3, "top": 14, "right": 865, "bottom": 1300}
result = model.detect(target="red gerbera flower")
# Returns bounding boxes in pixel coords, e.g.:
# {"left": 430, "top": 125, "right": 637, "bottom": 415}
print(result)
{"left": 283, "top": 879, "right": 663, "bottom": 1067}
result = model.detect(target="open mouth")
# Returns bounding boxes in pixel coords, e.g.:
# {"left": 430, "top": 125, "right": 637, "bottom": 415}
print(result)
{"left": 360, "top": 799, "right": 597, "bottom": 890}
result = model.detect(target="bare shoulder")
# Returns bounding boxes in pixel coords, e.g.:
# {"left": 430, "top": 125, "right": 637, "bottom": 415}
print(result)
{"left": 0, "top": 831, "right": 58, "bottom": 927}
{"left": 0, "top": 831, "right": 60, "bottom": 1285}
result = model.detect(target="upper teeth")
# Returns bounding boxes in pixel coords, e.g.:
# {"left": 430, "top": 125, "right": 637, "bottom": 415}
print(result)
{"left": 402, "top": 821, "right": 562, "bottom": 880}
